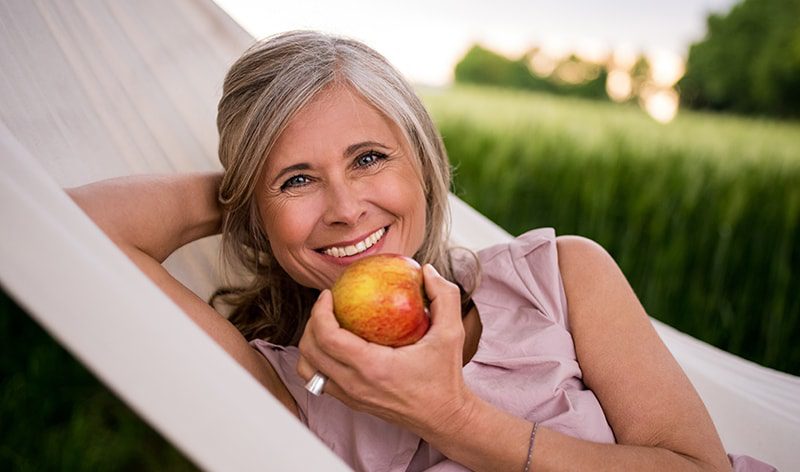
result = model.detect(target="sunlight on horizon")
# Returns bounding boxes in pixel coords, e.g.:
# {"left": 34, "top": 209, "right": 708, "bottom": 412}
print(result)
{"left": 213, "top": 0, "right": 734, "bottom": 87}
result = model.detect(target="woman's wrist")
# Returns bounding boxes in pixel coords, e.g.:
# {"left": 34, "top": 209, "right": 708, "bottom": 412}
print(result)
{"left": 413, "top": 390, "right": 489, "bottom": 452}
{"left": 419, "top": 393, "right": 533, "bottom": 472}
{"left": 414, "top": 388, "right": 481, "bottom": 443}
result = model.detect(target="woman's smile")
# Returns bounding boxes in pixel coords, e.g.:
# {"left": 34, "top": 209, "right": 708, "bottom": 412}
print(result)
{"left": 318, "top": 226, "right": 387, "bottom": 259}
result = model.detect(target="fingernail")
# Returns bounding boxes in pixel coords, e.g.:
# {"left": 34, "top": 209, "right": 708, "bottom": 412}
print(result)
{"left": 424, "top": 264, "right": 439, "bottom": 276}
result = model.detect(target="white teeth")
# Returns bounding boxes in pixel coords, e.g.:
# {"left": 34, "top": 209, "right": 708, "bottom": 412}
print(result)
{"left": 323, "top": 227, "right": 386, "bottom": 258}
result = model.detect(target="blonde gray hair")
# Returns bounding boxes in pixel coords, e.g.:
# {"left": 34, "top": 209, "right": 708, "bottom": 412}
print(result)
{"left": 213, "top": 31, "right": 456, "bottom": 346}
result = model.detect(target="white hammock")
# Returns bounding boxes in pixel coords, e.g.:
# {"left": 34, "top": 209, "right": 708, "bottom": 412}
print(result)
{"left": 0, "top": 1, "right": 797, "bottom": 470}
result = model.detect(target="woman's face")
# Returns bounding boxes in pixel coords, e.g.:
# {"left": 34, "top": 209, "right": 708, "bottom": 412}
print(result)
{"left": 257, "top": 85, "right": 427, "bottom": 289}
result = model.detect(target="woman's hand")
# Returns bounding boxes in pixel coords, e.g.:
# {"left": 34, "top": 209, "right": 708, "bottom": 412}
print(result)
{"left": 296, "top": 264, "right": 475, "bottom": 437}
{"left": 297, "top": 265, "right": 534, "bottom": 472}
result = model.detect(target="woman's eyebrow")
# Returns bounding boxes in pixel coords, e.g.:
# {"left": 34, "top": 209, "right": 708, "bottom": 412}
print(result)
{"left": 344, "top": 140, "right": 391, "bottom": 156}
{"left": 271, "top": 163, "right": 310, "bottom": 186}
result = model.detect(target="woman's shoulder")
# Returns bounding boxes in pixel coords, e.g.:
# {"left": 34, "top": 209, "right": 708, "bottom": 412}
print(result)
{"left": 554, "top": 234, "right": 611, "bottom": 264}
{"left": 553, "top": 234, "right": 625, "bottom": 306}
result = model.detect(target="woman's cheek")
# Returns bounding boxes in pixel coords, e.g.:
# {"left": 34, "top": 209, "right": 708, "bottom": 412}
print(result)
{"left": 377, "top": 170, "right": 427, "bottom": 253}
{"left": 262, "top": 196, "right": 316, "bottom": 252}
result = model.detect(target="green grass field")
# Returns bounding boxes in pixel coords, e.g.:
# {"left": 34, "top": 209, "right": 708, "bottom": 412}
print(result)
{"left": 422, "top": 85, "right": 800, "bottom": 375}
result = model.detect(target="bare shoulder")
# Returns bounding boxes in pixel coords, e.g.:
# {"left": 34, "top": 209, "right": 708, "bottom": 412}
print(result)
{"left": 554, "top": 234, "right": 653, "bottom": 352}
{"left": 555, "top": 233, "right": 658, "bottom": 367}
{"left": 554, "top": 234, "right": 648, "bottom": 347}
{"left": 555, "top": 234, "right": 658, "bottom": 350}
{"left": 555, "top": 235, "right": 625, "bottom": 306}
{"left": 555, "top": 234, "right": 604, "bottom": 251}
{"left": 556, "top": 235, "right": 616, "bottom": 274}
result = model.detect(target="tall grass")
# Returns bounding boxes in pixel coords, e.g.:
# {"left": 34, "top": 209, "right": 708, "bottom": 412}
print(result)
{"left": 422, "top": 85, "right": 800, "bottom": 375}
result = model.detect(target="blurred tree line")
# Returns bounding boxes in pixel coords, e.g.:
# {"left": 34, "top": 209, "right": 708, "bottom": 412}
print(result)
{"left": 679, "top": 0, "right": 800, "bottom": 117}
{"left": 454, "top": 0, "right": 800, "bottom": 118}
{"left": 454, "top": 45, "right": 609, "bottom": 100}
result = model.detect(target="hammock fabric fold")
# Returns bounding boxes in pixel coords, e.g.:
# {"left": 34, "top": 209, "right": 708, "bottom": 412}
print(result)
{"left": 1, "top": 0, "right": 797, "bottom": 470}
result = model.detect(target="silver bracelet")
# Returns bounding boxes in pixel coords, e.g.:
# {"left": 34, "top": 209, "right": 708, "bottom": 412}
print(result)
{"left": 523, "top": 422, "right": 538, "bottom": 472}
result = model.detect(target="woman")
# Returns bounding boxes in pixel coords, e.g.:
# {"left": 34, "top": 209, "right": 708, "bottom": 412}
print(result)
{"left": 67, "top": 31, "right": 772, "bottom": 471}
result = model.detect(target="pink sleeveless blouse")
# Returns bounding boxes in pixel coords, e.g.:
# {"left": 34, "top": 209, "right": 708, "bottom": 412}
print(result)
{"left": 251, "top": 228, "right": 775, "bottom": 471}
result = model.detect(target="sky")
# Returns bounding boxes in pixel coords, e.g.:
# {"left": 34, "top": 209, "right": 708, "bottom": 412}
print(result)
{"left": 213, "top": 0, "right": 740, "bottom": 86}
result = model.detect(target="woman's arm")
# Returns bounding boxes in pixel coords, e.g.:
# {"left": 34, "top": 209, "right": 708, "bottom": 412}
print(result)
{"left": 545, "top": 235, "right": 731, "bottom": 470}
{"left": 296, "top": 241, "right": 731, "bottom": 471}
{"left": 66, "top": 173, "right": 299, "bottom": 416}
{"left": 66, "top": 172, "right": 223, "bottom": 262}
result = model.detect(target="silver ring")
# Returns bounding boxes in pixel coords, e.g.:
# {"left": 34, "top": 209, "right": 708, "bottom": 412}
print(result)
{"left": 304, "top": 372, "right": 328, "bottom": 396}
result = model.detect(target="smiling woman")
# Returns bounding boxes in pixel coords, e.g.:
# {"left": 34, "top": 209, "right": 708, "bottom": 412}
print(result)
{"left": 65, "top": 30, "right": 774, "bottom": 471}
{"left": 210, "top": 32, "right": 455, "bottom": 346}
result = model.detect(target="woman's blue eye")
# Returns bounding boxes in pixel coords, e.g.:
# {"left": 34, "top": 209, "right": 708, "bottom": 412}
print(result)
{"left": 356, "top": 151, "right": 387, "bottom": 168}
{"left": 281, "top": 174, "right": 311, "bottom": 190}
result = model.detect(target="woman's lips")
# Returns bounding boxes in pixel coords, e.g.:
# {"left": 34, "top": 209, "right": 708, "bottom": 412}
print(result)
{"left": 321, "top": 227, "right": 386, "bottom": 258}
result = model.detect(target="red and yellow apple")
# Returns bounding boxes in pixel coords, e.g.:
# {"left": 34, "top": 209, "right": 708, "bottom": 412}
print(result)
{"left": 331, "top": 254, "right": 429, "bottom": 347}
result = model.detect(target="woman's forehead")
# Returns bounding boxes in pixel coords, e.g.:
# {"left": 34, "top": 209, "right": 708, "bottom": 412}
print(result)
{"left": 265, "top": 85, "right": 411, "bottom": 167}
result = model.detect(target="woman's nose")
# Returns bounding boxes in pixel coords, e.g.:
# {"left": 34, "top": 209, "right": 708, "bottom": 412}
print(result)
{"left": 322, "top": 180, "right": 366, "bottom": 226}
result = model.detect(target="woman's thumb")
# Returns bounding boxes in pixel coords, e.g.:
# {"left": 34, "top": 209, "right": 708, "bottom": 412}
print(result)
{"left": 422, "top": 264, "right": 461, "bottom": 327}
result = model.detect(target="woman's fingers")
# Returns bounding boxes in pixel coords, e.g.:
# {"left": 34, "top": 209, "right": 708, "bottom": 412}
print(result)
{"left": 295, "top": 353, "right": 317, "bottom": 381}
{"left": 309, "top": 289, "right": 336, "bottom": 332}
{"left": 296, "top": 290, "right": 385, "bottom": 402}
{"left": 296, "top": 355, "right": 347, "bottom": 398}
{"left": 297, "top": 289, "right": 367, "bottom": 386}
{"left": 297, "top": 291, "right": 340, "bottom": 377}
